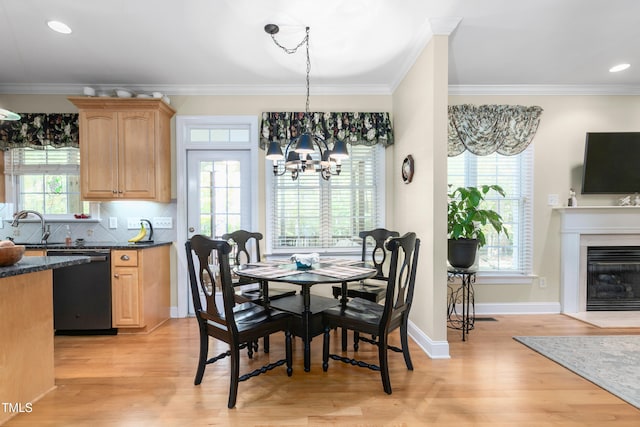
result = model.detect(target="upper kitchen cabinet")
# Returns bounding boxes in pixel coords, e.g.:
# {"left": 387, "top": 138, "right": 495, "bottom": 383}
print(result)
{"left": 68, "top": 97, "right": 176, "bottom": 202}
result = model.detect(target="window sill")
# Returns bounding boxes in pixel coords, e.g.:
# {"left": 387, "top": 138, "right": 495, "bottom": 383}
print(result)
{"left": 474, "top": 272, "right": 535, "bottom": 285}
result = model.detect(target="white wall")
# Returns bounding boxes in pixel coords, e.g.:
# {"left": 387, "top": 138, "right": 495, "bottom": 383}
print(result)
{"left": 392, "top": 35, "right": 449, "bottom": 354}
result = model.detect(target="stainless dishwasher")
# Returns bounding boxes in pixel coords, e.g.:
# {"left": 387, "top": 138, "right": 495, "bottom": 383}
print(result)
{"left": 47, "top": 249, "right": 116, "bottom": 334}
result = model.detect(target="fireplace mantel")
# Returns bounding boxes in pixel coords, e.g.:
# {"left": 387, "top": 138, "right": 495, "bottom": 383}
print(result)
{"left": 558, "top": 206, "right": 640, "bottom": 313}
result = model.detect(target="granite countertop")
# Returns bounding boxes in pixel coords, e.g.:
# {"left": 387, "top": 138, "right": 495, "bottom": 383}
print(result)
{"left": 17, "top": 241, "right": 172, "bottom": 250}
{"left": 0, "top": 255, "right": 90, "bottom": 278}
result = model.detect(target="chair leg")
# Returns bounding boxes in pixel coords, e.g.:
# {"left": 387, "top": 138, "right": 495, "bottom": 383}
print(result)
{"left": 194, "top": 326, "right": 208, "bottom": 385}
{"left": 400, "top": 318, "right": 413, "bottom": 370}
{"left": 341, "top": 328, "right": 348, "bottom": 351}
{"left": 285, "top": 330, "right": 293, "bottom": 376}
{"left": 264, "top": 335, "right": 270, "bottom": 353}
{"left": 228, "top": 346, "right": 240, "bottom": 408}
{"left": 354, "top": 331, "right": 360, "bottom": 351}
{"left": 322, "top": 326, "right": 330, "bottom": 371}
{"left": 378, "top": 334, "right": 392, "bottom": 394}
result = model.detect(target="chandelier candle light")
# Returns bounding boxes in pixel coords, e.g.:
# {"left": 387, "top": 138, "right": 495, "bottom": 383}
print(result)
{"left": 264, "top": 24, "right": 349, "bottom": 180}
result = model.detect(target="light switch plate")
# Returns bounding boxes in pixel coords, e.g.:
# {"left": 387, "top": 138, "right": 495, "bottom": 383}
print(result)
{"left": 109, "top": 217, "right": 118, "bottom": 229}
{"left": 547, "top": 194, "right": 559, "bottom": 206}
{"left": 127, "top": 218, "right": 141, "bottom": 229}
{"left": 153, "top": 217, "right": 173, "bottom": 229}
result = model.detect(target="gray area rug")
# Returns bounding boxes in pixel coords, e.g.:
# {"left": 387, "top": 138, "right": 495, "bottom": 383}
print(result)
{"left": 514, "top": 335, "right": 640, "bottom": 409}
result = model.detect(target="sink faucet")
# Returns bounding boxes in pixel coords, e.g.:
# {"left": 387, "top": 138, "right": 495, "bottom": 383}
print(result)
{"left": 11, "top": 210, "right": 50, "bottom": 244}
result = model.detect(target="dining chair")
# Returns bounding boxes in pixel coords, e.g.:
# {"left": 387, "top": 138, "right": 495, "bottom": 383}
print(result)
{"left": 223, "top": 230, "right": 297, "bottom": 303}
{"left": 185, "top": 235, "right": 293, "bottom": 408}
{"left": 322, "top": 232, "right": 420, "bottom": 394}
{"left": 223, "top": 230, "right": 297, "bottom": 352}
{"left": 331, "top": 228, "right": 400, "bottom": 303}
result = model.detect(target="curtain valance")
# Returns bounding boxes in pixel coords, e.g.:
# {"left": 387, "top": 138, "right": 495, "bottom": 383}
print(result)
{"left": 260, "top": 112, "right": 394, "bottom": 149}
{"left": 0, "top": 113, "right": 79, "bottom": 150}
{"left": 448, "top": 105, "right": 543, "bottom": 156}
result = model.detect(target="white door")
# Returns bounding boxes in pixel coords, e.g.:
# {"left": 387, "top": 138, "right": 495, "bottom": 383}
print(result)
{"left": 176, "top": 115, "right": 259, "bottom": 318}
{"left": 186, "top": 150, "right": 251, "bottom": 239}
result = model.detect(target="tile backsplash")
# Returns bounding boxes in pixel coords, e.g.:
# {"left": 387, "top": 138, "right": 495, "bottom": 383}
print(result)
{"left": 0, "top": 201, "right": 177, "bottom": 244}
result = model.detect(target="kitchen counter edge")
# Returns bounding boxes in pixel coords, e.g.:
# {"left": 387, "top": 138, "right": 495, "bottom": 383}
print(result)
{"left": 0, "top": 256, "right": 90, "bottom": 279}
{"left": 21, "top": 241, "right": 173, "bottom": 250}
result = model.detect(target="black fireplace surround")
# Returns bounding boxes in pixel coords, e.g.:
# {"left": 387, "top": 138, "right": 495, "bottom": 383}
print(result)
{"left": 587, "top": 246, "right": 640, "bottom": 311}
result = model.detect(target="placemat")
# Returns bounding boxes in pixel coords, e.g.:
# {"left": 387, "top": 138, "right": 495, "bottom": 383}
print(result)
{"left": 319, "top": 258, "right": 362, "bottom": 266}
{"left": 310, "top": 265, "right": 376, "bottom": 280}
{"left": 238, "top": 266, "right": 302, "bottom": 279}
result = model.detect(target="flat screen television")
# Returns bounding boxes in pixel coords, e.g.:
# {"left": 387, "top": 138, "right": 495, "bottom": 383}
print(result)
{"left": 581, "top": 132, "right": 640, "bottom": 194}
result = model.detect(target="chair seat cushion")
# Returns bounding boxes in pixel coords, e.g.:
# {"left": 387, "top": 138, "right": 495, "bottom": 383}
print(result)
{"left": 323, "top": 297, "right": 383, "bottom": 326}
{"left": 209, "top": 302, "right": 289, "bottom": 333}
{"left": 332, "top": 281, "right": 386, "bottom": 302}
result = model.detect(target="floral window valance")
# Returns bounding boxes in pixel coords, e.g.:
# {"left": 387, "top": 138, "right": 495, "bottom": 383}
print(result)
{"left": 0, "top": 113, "right": 79, "bottom": 150}
{"left": 260, "top": 112, "right": 394, "bottom": 149}
{"left": 448, "top": 105, "right": 543, "bottom": 156}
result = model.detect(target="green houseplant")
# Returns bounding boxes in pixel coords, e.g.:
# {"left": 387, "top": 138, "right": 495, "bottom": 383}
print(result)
{"left": 447, "top": 184, "right": 510, "bottom": 268}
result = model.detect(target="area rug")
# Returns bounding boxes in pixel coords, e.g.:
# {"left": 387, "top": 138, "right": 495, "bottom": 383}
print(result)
{"left": 514, "top": 335, "right": 640, "bottom": 409}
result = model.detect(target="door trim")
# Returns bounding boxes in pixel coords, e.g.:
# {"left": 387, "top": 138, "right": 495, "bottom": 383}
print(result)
{"left": 176, "top": 115, "right": 259, "bottom": 318}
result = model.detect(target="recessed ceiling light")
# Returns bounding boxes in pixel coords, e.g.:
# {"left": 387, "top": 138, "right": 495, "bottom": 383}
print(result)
{"left": 609, "top": 63, "right": 630, "bottom": 73}
{"left": 47, "top": 20, "right": 72, "bottom": 34}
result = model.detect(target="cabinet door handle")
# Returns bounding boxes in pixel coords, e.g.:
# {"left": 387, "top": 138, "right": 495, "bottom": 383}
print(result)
{"left": 121, "top": 255, "right": 130, "bottom": 261}
{"left": 114, "top": 273, "right": 119, "bottom": 278}
{"left": 112, "top": 190, "right": 118, "bottom": 194}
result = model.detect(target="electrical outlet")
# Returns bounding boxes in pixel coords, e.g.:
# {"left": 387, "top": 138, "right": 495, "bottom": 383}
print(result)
{"left": 539, "top": 277, "right": 547, "bottom": 288}
{"left": 153, "top": 217, "right": 173, "bottom": 229}
{"left": 109, "top": 217, "right": 118, "bottom": 229}
{"left": 547, "top": 194, "right": 559, "bottom": 206}
{"left": 127, "top": 218, "right": 141, "bottom": 229}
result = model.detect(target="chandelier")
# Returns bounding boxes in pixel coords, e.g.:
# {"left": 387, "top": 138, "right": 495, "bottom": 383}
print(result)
{"left": 264, "top": 24, "right": 349, "bottom": 181}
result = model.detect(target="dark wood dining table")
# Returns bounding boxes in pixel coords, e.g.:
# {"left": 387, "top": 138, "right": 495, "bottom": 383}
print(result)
{"left": 235, "top": 259, "right": 377, "bottom": 372}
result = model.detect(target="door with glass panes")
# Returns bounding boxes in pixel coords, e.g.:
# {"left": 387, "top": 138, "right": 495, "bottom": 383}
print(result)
{"left": 186, "top": 150, "right": 250, "bottom": 240}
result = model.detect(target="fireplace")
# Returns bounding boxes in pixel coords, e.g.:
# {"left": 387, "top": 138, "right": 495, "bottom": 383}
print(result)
{"left": 559, "top": 206, "right": 640, "bottom": 313}
{"left": 587, "top": 246, "right": 640, "bottom": 311}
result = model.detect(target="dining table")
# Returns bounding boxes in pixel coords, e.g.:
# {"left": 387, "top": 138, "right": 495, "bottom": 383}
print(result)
{"left": 235, "top": 258, "right": 377, "bottom": 372}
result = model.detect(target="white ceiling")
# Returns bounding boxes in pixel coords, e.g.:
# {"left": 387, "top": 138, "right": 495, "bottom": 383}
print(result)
{"left": 1, "top": 0, "right": 639, "bottom": 96}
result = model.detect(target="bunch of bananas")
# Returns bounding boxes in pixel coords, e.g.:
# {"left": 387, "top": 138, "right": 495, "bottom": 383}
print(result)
{"left": 128, "top": 223, "right": 147, "bottom": 243}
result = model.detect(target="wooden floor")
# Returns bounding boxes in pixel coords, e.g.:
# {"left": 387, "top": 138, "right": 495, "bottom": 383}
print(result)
{"left": 4, "top": 315, "right": 640, "bottom": 426}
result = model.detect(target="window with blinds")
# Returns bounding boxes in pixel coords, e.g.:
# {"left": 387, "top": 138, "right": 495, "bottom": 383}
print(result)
{"left": 448, "top": 146, "right": 534, "bottom": 274}
{"left": 268, "top": 144, "right": 384, "bottom": 253}
{"left": 4, "top": 146, "right": 83, "bottom": 215}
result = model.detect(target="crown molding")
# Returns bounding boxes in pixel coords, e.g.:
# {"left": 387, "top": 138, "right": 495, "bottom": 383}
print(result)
{"left": 449, "top": 84, "right": 640, "bottom": 96}
{"left": 3, "top": 83, "right": 640, "bottom": 97}
{"left": 0, "top": 83, "right": 393, "bottom": 96}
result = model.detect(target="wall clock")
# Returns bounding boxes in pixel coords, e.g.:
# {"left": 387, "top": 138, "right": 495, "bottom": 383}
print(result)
{"left": 402, "top": 155, "right": 414, "bottom": 184}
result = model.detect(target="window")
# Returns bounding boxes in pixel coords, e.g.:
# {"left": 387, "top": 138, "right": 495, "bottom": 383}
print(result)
{"left": 4, "top": 146, "right": 86, "bottom": 215}
{"left": 267, "top": 144, "right": 384, "bottom": 254}
{"left": 447, "top": 146, "right": 533, "bottom": 274}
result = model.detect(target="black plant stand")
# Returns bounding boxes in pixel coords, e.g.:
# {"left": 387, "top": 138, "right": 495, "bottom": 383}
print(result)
{"left": 447, "top": 266, "right": 477, "bottom": 341}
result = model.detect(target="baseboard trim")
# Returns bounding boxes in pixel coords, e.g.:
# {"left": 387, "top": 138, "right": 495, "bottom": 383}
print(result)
{"left": 407, "top": 320, "right": 450, "bottom": 359}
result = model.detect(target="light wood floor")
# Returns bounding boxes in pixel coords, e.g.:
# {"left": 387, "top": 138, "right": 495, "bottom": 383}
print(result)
{"left": 5, "top": 315, "right": 640, "bottom": 426}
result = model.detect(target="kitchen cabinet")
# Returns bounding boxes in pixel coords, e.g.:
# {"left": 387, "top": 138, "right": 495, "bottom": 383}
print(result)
{"left": 25, "top": 249, "right": 46, "bottom": 256}
{"left": 111, "top": 245, "right": 169, "bottom": 333}
{"left": 68, "top": 97, "right": 176, "bottom": 202}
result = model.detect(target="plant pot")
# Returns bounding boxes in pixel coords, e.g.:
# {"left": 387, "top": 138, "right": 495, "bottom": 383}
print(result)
{"left": 448, "top": 238, "right": 478, "bottom": 268}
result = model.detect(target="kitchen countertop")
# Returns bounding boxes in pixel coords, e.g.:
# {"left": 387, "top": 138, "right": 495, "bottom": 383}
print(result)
{"left": 0, "top": 255, "right": 90, "bottom": 278}
{"left": 17, "top": 240, "right": 172, "bottom": 250}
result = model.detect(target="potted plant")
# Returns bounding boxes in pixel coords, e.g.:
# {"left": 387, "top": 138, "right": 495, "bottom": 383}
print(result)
{"left": 447, "top": 184, "right": 510, "bottom": 268}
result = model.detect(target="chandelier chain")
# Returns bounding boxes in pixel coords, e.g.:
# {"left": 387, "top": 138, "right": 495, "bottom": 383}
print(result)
{"left": 270, "top": 27, "right": 311, "bottom": 114}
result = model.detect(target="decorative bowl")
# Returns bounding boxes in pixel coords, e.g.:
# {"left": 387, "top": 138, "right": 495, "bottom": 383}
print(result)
{"left": 0, "top": 245, "right": 25, "bottom": 266}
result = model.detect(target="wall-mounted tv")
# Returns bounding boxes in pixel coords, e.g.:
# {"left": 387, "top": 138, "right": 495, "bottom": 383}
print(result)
{"left": 581, "top": 132, "right": 640, "bottom": 194}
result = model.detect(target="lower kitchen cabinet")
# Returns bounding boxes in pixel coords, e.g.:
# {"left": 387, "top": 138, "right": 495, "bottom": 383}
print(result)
{"left": 111, "top": 245, "right": 169, "bottom": 333}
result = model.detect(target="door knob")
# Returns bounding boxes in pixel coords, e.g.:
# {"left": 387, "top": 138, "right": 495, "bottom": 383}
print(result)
{"left": 189, "top": 227, "right": 195, "bottom": 232}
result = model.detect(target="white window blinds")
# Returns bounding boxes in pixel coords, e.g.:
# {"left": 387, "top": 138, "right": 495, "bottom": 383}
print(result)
{"left": 268, "top": 144, "right": 384, "bottom": 253}
{"left": 448, "top": 146, "right": 533, "bottom": 274}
